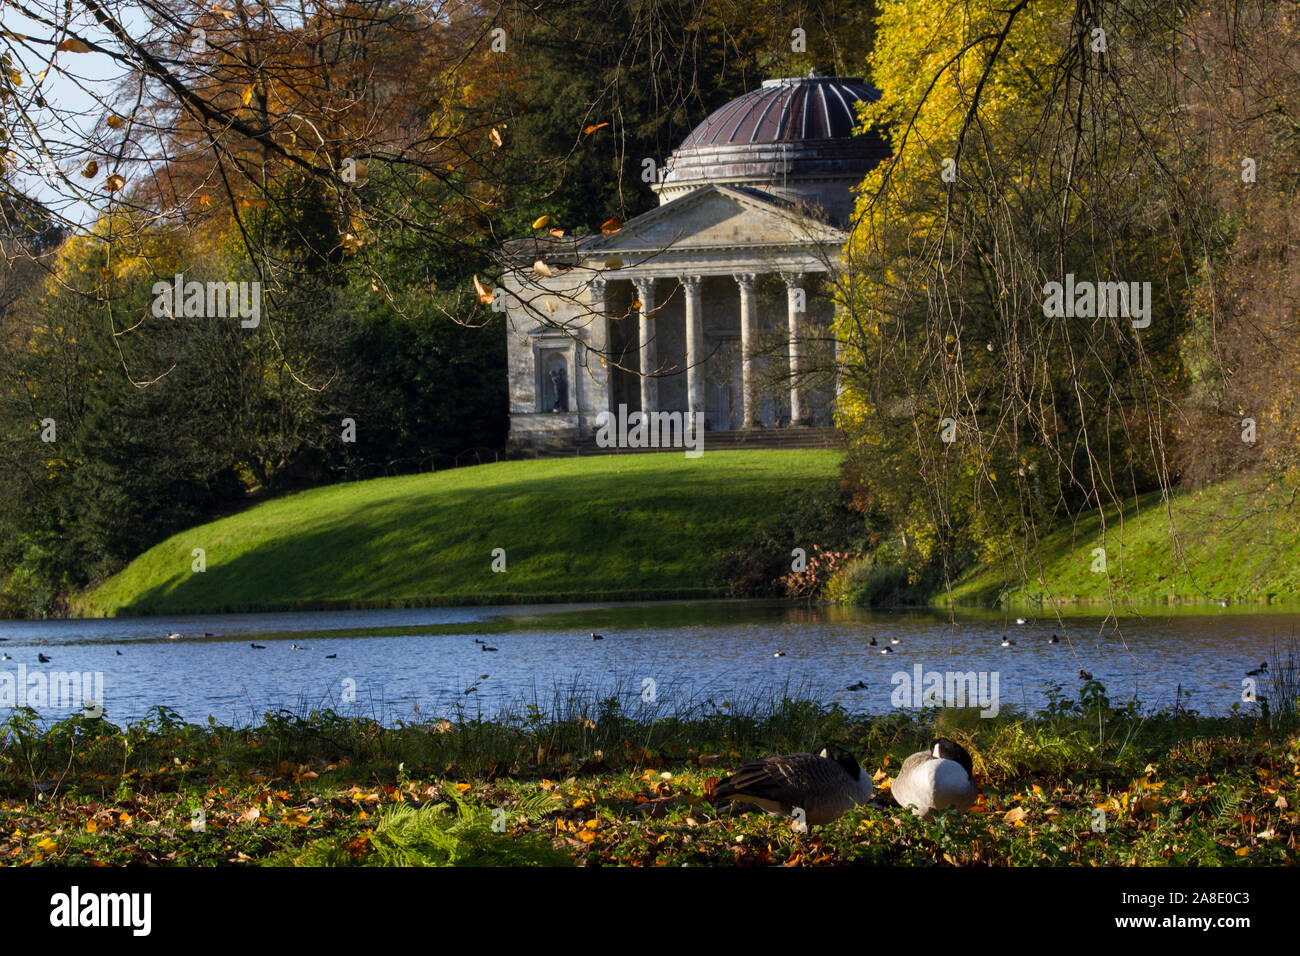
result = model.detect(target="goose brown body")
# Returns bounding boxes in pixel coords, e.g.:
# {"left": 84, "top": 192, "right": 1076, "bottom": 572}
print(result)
{"left": 712, "top": 746, "right": 873, "bottom": 825}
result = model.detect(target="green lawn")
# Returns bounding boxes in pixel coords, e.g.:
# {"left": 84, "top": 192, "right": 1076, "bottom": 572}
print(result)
{"left": 947, "top": 475, "right": 1300, "bottom": 609}
{"left": 76, "top": 450, "right": 842, "bottom": 617}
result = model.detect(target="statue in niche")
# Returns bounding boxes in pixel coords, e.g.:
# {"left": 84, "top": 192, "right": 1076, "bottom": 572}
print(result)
{"left": 548, "top": 359, "right": 569, "bottom": 412}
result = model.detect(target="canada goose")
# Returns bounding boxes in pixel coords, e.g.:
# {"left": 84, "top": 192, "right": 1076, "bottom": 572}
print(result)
{"left": 591, "top": 633, "right": 604, "bottom": 641}
{"left": 881, "top": 646, "right": 893, "bottom": 654}
{"left": 1079, "top": 669, "right": 1093, "bottom": 680}
{"left": 1048, "top": 634, "right": 1060, "bottom": 644}
{"left": 845, "top": 680, "right": 867, "bottom": 691}
{"left": 165, "top": 632, "right": 182, "bottom": 640}
{"left": 1246, "top": 662, "right": 1268, "bottom": 676}
{"left": 38, "top": 653, "right": 51, "bottom": 663}
{"left": 250, "top": 643, "right": 266, "bottom": 650}
{"left": 891, "top": 738, "right": 978, "bottom": 818}
{"left": 711, "top": 744, "right": 873, "bottom": 826}
{"left": 482, "top": 645, "right": 498, "bottom": 652}
{"left": 1000, "top": 636, "right": 1015, "bottom": 647}
{"left": 325, "top": 654, "right": 337, "bottom": 659}
{"left": 773, "top": 650, "right": 787, "bottom": 658}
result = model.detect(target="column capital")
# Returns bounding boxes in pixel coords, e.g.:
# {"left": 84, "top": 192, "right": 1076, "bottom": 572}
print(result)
{"left": 587, "top": 277, "right": 607, "bottom": 300}
{"left": 631, "top": 276, "right": 656, "bottom": 298}
{"left": 732, "top": 272, "right": 757, "bottom": 290}
{"left": 679, "top": 274, "right": 703, "bottom": 293}
{"left": 781, "top": 271, "right": 806, "bottom": 288}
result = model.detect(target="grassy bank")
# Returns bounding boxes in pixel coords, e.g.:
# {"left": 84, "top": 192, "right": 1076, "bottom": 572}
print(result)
{"left": 75, "top": 450, "right": 841, "bottom": 617}
{"left": 2, "top": 679, "right": 1296, "bottom": 866}
{"left": 946, "top": 476, "right": 1300, "bottom": 610}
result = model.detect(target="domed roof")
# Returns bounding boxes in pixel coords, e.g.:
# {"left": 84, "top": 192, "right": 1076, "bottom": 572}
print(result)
{"left": 656, "top": 75, "right": 889, "bottom": 224}
{"left": 679, "top": 75, "right": 879, "bottom": 148}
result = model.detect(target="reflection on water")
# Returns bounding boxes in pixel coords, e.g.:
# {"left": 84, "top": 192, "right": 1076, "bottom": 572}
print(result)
{"left": 0, "top": 600, "right": 1296, "bottom": 726}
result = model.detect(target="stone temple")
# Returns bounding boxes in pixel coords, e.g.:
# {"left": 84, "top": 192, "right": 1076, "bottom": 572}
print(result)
{"left": 501, "top": 74, "right": 888, "bottom": 452}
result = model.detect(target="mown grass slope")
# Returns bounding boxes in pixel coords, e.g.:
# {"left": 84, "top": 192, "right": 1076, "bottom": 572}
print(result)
{"left": 947, "top": 476, "right": 1300, "bottom": 609}
{"left": 76, "top": 450, "right": 842, "bottom": 617}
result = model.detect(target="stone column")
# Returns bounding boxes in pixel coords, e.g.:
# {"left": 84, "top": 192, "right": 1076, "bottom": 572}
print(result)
{"left": 733, "top": 273, "right": 760, "bottom": 427}
{"left": 783, "top": 272, "right": 807, "bottom": 427}
{"left": 681, "top": 275, "right": 705, "bottom": 422}
{"left": 588, "top": 277, "right": 609, "bottom": 422}
{"left": 632, "top": 277, "right": 658, "bottom": 414}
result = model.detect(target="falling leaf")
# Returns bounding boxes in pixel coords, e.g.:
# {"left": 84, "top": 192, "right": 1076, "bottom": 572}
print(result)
{"left": 197, "top": 194, "right": 211, "bottom": 206}
{"left": 583, "top": 122, "right": 610, "bottom": 135}
{"left": 600, "top": 215, "right": 622, "bottom": 236}
{"left": 548, "top": 228, "right": 565, "bottom": 239}
{"left": 239, "top": 196, "right": 268, "bottom": 208}
{"left": 56, "top": 37, "right": 92, "bottom": 54}
{"left": 241, "top": 85, "right": 254, "bottom": 106}
{"left": 631, "top": 300, "right": 642, "bottom": 310}
{"left": 532, "top": 215, "right": 550, "bottom": 230}
{"left": 104, "top": 173, "right": 125, "bottom": 191}
{"left": 489, "top": 127, "right": 503, "bottom": 148}
{"left": 472, "top": 275, "right": 494, "bottom": 305}
{"left": 81, "top": 160, "right": 99, "bottom": 178}
{"left": 105, "top": 115, "right": 124, "bottom": 129}
{"left": 533, "top": 260, "right": 553, "bottom": 277}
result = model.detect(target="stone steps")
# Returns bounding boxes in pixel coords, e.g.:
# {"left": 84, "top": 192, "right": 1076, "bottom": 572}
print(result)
{"left": 513, "top": 426, "right": 842, "bottom": 458}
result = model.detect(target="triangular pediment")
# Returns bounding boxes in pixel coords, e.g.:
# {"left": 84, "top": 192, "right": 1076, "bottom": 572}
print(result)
{"left": 578, "top": 185, "right": 843, "bottom": 256}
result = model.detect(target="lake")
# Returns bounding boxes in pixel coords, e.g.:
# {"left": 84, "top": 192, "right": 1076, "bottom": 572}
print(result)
{"left": 0, "top": 600, "right": 1295, "bottom": 726}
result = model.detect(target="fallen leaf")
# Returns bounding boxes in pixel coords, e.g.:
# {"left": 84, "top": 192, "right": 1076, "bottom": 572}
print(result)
{"left": 1003, "top": 806, "right": 1029, "bottom": 824}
